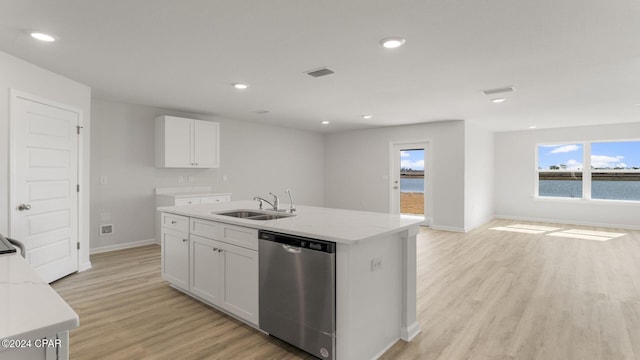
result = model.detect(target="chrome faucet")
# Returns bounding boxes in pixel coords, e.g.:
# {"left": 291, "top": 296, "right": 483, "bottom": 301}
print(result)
{"left": 286, "top": 189, "right": 296, "bottom": 213}
{"left": 253, "top": 196, "right": 274, "bottom": 210}
{"left": 269, "top": 192, "right": 280, "bottom": 211}
{"left": 253, "top": 192, "right": 281, "bottom": 211}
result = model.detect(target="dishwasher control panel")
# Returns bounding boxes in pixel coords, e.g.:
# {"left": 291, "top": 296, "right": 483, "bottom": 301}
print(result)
{"left": 259, "top": 231, "right": 335, "bottom": 253}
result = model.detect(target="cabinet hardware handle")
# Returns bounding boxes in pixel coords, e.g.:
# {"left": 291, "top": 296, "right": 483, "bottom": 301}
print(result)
{"left": 171, "top": 221, "right": 177, "bottom": 224}
{"left": 17, "top": 204, "right": 31, "bottom": 211}
{"left": 182, "top": 239, "right": 188, "bottom": 242}
{"left": 213, "top": 247, "right": 218, "bottom": 251}
{"left": 218, "top": 249, "right": 223, "bottom": 253}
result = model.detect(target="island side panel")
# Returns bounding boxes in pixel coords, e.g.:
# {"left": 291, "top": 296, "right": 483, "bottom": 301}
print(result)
{"left": 335, "top": 232, "right": 404, "bottom": 360}
{"left": 401, "top": 226, "right": 421, "bottom": 341}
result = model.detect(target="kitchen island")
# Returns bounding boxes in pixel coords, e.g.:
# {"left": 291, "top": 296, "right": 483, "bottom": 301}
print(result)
{"left": 158, "top": 200, "right": 422, "bottom": 360}
{"left": 0, "top": 253, "right": 79, "bottom": 360}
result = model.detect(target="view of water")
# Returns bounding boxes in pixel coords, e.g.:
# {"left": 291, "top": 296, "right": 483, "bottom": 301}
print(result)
{"left": 539, "top": 180, "right": 640, "bottom": 201}
{"left": 400, "top": 178, "right": 424, "bottom": 193}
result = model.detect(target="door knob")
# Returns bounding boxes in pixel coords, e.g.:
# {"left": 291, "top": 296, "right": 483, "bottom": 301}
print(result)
{"left": 17, "top": 204, "right": 31, "bottom": 211}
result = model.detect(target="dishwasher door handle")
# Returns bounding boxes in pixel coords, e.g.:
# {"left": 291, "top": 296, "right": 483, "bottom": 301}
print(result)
{"left": 282, "top": 244, "right": 301, "bottom": 253}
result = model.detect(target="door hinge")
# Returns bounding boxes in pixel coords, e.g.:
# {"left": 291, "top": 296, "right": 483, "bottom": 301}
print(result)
{"left": 77, "top": 184, "right": 80, "bottom": 192}
{"left": 77, "top": 242, "right": 80, "bottom": 250}
{"left": 76, "top": 125, "right": 83, "bottom": 134}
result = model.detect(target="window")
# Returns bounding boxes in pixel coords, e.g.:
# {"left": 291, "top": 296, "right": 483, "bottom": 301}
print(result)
{"left": 537, "top": 144, "right": 584, "bottom": 198}
{"left": 537, "top": 141, "right": 640, "bottom": 201}
{"left": 591, "top": 141, "right": 640, "bottom": 201}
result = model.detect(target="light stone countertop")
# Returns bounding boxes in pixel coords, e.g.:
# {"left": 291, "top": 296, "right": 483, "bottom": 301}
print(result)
{"left": 158, "top": 200, "right": 424, "bottom": 244}
{"left": 0, "top": 254, "right": 79, "bottom": 341}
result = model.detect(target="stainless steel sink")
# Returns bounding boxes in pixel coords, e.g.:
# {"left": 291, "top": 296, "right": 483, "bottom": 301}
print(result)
{"left": 215, "top": 209, "right": 295, "bottom": 221}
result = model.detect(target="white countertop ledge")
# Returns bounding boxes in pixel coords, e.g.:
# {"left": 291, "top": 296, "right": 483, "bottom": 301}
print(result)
{"left": 0, "top": 254, "right": 79, "bottom": 341}
{"left": 158, "top": 200, "right": 424, "bottom": 244}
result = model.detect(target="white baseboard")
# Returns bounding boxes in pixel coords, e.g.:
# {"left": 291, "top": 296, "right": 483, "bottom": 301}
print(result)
{"left": 430, "top": 224, "right": 466, "bottom": 232}
{"left": 495, "top": 215, "right": 640, "bottom": 230}
{"left": 464, "top": 215, "right": 496, "bottom": 232}
{"left": 90, "top": 238, "right": 159, "bottom": 254}
{"left": 401, "top": 321, "right": 421, "bottom": 342}
{"left": 79, "top": 261, "right": 92, "bottom": 272}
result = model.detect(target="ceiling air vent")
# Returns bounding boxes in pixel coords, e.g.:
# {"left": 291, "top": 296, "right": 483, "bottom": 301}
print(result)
{"left": 305, "top": 67, "right": 335, "bottom": 78}
{"left": 481, "top": 86, "right": 516, "bottom": 96}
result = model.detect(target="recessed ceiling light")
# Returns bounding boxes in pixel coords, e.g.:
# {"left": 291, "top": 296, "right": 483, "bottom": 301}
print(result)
{"left": 30, "top": 32, "right": 56, "bottom": 42}
{"left": 362, "top": 115, "right": 373, "bottom": 119}
{"left": 529, "top": 125, "right": 537, "bottom": 129}
{"left": 233, "top": 83, "right": 249, "bottom": 89}
{"left": 321, "top": 120, "right": 330, "bottom": 125}
{"left": 379, "top": 37, "right": 406, "bottom": 49}
{"left": 492, "top": 98, "right": 506, "bottom": 103}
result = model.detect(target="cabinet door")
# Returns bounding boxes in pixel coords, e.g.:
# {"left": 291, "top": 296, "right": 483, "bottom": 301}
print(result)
{"left": 163, "top": 116, "right": 192, "bottom": 167}
{"left": 219, "top": 243, "right": 259, "bottom": 325}
{"left": 161, "top": 228, "right": 190, "bottom": 290}
{"left": 190, "top": 235, "right": 222, "bottom": 305}
{"left": 193, "top": 120, "right": 219, "bottom": 168}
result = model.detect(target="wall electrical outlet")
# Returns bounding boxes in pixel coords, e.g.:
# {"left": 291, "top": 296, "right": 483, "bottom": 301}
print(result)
{"left": 177, "top": 176, "right": 185, "bottom": 183}
{"left": 371, "top": 257, "right": 383, "bottom": 272}
{"left": 100, "top": 212, "right": 111, "bottom": 221}
{"left": 99, "top": 224, "right": 114, "bottom": 236}
{"left": 188, "top": 175, "right": 194, "bottom": 183}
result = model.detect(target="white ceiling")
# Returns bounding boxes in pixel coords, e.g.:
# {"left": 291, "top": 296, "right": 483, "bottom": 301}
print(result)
{"left": 1, "top": 0, "right": 640, "bottom": 133}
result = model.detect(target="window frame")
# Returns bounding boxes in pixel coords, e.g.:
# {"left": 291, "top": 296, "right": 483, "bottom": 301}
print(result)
{"left": 535, "top": 139, "right": 640, "bottom": 203}
{"left": 535, "top": 141, "right": 586, "bottom": 200}
{"left": 589, "top": 140, "right": 640, "bottom": 202}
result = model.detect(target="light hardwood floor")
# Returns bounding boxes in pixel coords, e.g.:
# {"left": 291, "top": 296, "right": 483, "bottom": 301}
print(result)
{"left": 52, "top": 219, "right": 640, "bottom": 359}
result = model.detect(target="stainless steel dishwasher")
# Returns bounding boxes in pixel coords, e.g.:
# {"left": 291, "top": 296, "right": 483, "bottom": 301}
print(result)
{"left": 259, "top": 230, "right": 336, "bottom": 360}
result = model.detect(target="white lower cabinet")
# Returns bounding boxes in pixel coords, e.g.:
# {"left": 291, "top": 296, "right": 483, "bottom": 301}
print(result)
{"left": 161, "top": 228, "right": 190, "bottom": 291}
{"left": 218, "top": 241, "right": 259, "bottom": 324}
{"left": 161, "top": 213, "right": 259, "bottom": 327}
{"left": 190, "top": 235, "right": 222, "bottom": 304}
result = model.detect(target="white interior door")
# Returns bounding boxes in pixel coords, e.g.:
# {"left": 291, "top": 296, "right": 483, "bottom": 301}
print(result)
{"left": 10, "top": 91, "right": 80, "bottom": 283}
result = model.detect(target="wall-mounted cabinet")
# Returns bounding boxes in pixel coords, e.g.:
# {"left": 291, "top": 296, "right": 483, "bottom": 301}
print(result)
{"left": 155, "top": 115, "right": 220, "bottom": 168}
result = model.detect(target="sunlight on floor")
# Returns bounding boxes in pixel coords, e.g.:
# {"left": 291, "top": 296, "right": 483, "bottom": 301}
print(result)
{"left": 490, "top": 224, "right": 627, "bottom": 241}
{"left": 547, "top": 229, "right": 627, "bottom": 242}
{"left": 490, "top": 224, "right": 562, "bottom": 234}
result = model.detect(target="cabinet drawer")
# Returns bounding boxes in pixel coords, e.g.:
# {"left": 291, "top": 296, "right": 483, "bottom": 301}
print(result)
{"left": 190, "top": 218, "right": 222, "bottom": 239}
{"left": 201, "top": 195, "right": 230, "bottom": 204}
{"left": 175, "top": 197, "right": 202, "bottom": 206}
{"left": 221, "top": 224, "right": 258, "bottom": 251}
{"left": 161, "top": 213, "right": 189, "bottom": 232}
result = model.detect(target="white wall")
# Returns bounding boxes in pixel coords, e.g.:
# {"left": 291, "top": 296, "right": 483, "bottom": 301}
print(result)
{"left": 0, "top": 51, "right": 92, "bottom": 269}
{"left": 90, "top": 99, "right": 324, "bottom": 250}
{"left": 465, "top": 122, "right": 495, "bottom": 231}
{"left": 324, "top": 121, "right": 466, "bottom": 231}
{"left": 495, "top": 122, "right": 640, "bottom": 229}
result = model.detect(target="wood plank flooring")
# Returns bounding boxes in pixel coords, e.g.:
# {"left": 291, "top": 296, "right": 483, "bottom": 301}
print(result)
{"left": 52, "top": 219, "right": 640, "bottom": 359}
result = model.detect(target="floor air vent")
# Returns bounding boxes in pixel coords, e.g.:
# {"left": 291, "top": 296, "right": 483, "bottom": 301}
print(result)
{"left": 100, "top": 224, "right": 114, "bottom": 236}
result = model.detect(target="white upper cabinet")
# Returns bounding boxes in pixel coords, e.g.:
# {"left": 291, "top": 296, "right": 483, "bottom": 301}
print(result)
{"left": 155, "top": 115, "right": 220, "bottom": 168}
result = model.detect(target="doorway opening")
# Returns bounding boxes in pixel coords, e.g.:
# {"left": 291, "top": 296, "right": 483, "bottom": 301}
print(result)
{"left": 390, "top": 141, "right": 431, "bottom": 226}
